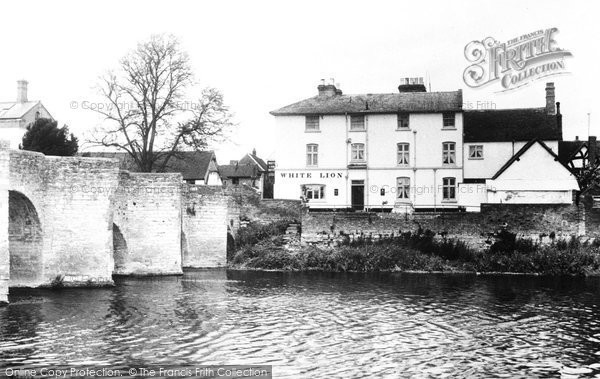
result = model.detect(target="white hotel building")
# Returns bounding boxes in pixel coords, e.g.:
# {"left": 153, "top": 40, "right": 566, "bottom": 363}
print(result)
{"left": 271, "top": 79, "right": 579, "bottom": 212}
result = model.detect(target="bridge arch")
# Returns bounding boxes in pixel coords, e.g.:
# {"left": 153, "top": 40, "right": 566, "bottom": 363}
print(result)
{"left": 8, "top": 190, "right": 43, "bottom": 287}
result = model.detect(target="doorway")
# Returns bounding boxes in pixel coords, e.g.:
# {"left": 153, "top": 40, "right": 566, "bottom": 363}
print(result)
{"left": 351, "top": 180, "right": 365, "bottom": 211}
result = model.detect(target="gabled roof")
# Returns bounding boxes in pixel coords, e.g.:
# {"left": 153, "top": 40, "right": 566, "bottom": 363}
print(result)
{"left": 270, "top": 90, "right": 463, "bottom": 115}
{"left": 558, "top": 140, "right": 600, "bottom": 166}
{"left": 239, "top": 153, "right": 268, "bottom": 172}
{"left": 491, "top": 139, "right": 571, "bottom": 180}
{"left": 82, "top": 150, "right": 216, "bottom": 181}
{"left": 218, "top": 164, "right": 258, "bottom": 179}
{"left": 0, "top": 101, "right": 42, "bottom": 119}
{"left": 464, "top": 108, "right": 562, "bottom": 142}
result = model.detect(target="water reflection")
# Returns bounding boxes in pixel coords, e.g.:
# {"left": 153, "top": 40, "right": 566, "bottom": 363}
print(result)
{"left": 1, "top": 270, "right": 600, "bottom": 377}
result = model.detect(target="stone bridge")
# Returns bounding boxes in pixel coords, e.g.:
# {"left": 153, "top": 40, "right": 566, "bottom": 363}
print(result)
{"left": 0, "top": 144, "right": 228, "bottom": 304}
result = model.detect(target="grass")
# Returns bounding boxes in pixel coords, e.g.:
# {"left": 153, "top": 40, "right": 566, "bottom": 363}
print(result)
{"left": 229, "top": 224, "right": 600, "bottom": 276}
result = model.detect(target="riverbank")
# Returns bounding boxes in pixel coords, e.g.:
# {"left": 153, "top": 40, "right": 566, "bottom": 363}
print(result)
{"left": 229, "top": 222, "right": 600, "bottom": 276}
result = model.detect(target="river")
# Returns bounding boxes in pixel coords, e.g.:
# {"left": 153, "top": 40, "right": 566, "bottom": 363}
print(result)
{"left": 1, "top": 270, "right": 600, "bottom": 378}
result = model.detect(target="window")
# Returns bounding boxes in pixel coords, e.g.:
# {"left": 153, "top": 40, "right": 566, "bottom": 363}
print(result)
{"left": 397, "top": 143, "right": 410, "bottom": 165}
{"left": 397, "top": 177, "right": 410, "bottom": 199}
{"left": 302, "top": 184, "right": 325, "bottom": 200}
{"left": 442, "top": 142, "right": 456, "bottom": 165}
{"left": 232, "top": 178, "right": 240, "bottom": 185}
{"left": 350, "top": 115, "right": 365, "bottom": 130}
{"left": 397, "top": 113, "right": 409, "bottom": 129}
{"left": 442, "top": 177, "right": 456, "bottom": 200}
{"left": 305, "top": 115, "right": 320, "bottom": 131}
{"left": 380, "top": 188, "right": 385, "bottom": 196}
{"left": 351, "top": 143, "right": 365, "bottom": 161}
{"left": 306, "top": 144, "right": 318, "bottom": 166}
{"left": 442, "top": 112, "right": 455, "bottom": 128}
{"left": 469, "top": 145, "right": 483, "bottom": 159}
{"left": 334, "top": 189, "right": 339, "bottom": 196}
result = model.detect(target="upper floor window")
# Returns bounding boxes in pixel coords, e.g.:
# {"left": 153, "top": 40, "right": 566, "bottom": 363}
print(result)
{"left": 397, "top": 143, "right": 410, "bottom": 165}
{"left": 397, "top": 177, "right": 410, "bottom": 199}
{"left": 397, "top": 113, "right": 409, "bottom": 129}
{"left": 302, "top": 184, "right": 325, "bottom": 200}
{"left": 442, "top": 177, "right": 456, "bottom": 201}
{"left": 442, "top": 142, "right": 456, "bottom": 165}
{"left": 469, "top": 145, "right": 483, "bottom": 159}
{"left": 351, "top": 143, "right": 365, "bottom": 161}
{"left": 306, "top": 144, "right": 318, "bottom": 166}
{"left": 350, "top": 115, "right": 365, "bottom": 130}
{"left": 442, "top": 112, "right": 455, "bottom": 128}
{"left": 305, "top": 115, "right": 320, "bottom": 131}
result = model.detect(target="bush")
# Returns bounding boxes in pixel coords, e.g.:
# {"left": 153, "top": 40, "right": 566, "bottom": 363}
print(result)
{"left": 235, "top": 220, "right": 292, "bottom": 249}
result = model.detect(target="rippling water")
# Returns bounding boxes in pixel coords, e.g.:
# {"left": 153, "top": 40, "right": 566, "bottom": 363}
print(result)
{"left": 2, "top": 270, "right": 600, "bottom": 377}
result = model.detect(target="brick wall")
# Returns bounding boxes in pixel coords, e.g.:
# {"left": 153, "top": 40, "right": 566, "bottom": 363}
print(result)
{"left": 302, "top": 203, "right": 584, "bottom": 249}
{"left": 182, "top": 185, "right": 228, "bottom": 267}
{"left": 113, "top": 171, "right": 183, "bottom": 275}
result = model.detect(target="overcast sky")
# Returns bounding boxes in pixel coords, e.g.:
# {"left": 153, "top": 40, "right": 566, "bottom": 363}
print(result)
{"left": 1, "top": 0, "right": 598, "bottom": 163}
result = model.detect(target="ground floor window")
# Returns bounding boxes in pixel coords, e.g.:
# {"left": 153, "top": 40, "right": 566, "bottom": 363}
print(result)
{"left": 442, "top": 177, "right": 456, "bottom": 200}
{"left": 397, "top": 177, "right": 410, "bottom": 199}
{"left": 302, "top": 184, "right": 325, "bottom": 200}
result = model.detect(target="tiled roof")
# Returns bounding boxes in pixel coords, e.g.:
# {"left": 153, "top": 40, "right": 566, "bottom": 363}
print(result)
{"left": 82, "top": 150, "right": 215, "bottom": 180}
{"left": 0, "top": 101, "right": 40, "bottom": 119}
{"left": 270, "top": 91, "right": 463, "bottom": 115}
{"left": 218, "top": 164, "right": 258, "bottom": 179}
{"left": 239, "top": 153, "right": 268, "bottom": 172}
{"left": 464, "top": 108, "right": 562, "bottom": 142}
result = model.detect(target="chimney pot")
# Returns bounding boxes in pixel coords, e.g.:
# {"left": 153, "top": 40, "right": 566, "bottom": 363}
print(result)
{"left": 17, "top": 80, "right": 28, "bottom": 103}
{"left": 545, "top": 82, "right": 556, "bottom": 115}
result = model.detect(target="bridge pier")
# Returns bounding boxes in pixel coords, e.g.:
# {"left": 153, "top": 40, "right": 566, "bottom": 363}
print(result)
{"left": 0, "top": 144, "right": 9, "bottom": 304}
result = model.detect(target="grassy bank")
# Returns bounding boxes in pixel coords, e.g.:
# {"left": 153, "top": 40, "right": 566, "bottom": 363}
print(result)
{"left": 229, "top": 222, "right": 600, "bottom": 276}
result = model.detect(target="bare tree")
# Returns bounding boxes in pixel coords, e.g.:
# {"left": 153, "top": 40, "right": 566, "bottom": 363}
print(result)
{"left": 88, "top": 34, "right": 234, "bottom": 172}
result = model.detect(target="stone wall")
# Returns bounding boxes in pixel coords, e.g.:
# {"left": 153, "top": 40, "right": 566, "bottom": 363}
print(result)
{"left": 5, "top": 149, "right": 120, "bottom": 288}
{"left": 113, "top": 171, "right": 183, "bottom": 275}
{"left": 225, "top": 185, "right": 303, "bottom": 234}
{"left": 0, "top": 146, "right": 9, "bottom": 303}
{"left": 302, "top": 203, "right": 585, "bottom": 249}
{"left": 182, "top": 185, "right": 228, "bottom": 267}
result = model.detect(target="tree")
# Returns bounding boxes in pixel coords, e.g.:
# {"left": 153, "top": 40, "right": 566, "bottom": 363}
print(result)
{"left": 20, "top": 118, "right": 78, "bottom": 156}
{"left": 88, "top": 34, "right": 234, "bottom": 172}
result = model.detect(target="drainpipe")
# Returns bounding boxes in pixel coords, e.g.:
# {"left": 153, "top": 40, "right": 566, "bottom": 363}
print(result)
{"left": 413, "top": 130, "right": 417, "bottom": 205}
{"left": 433, "top": 168, "right": 437, "bottom": 213}
{"left": 345, "top": 113, "right": 349, "bottom": 210}
{"left": 365, "top": 114, "right": 369, "bottom": 211}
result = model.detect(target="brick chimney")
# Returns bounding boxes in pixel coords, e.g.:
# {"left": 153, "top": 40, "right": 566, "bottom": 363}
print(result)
{"left": 545, "top": 82, "right": 555, "bottom": 115}
{"left": 398, "top": 77, "right": 427, "bottom": 93}
{"left": 317, "top": 78, "right": 340, "bottom": 97}
{"left": 17, "top": 80, "right": 28, "bottom": 103}
{"left": 589, "top": 136, "right": 597, "bottom": 167}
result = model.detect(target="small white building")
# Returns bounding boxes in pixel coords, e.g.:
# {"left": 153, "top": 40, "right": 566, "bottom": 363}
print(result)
{"left": 0, "top": 80, "right": 53, "bottom": 149}
{"left": 486, "top": 140, "right": 579, "bottom": 204}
